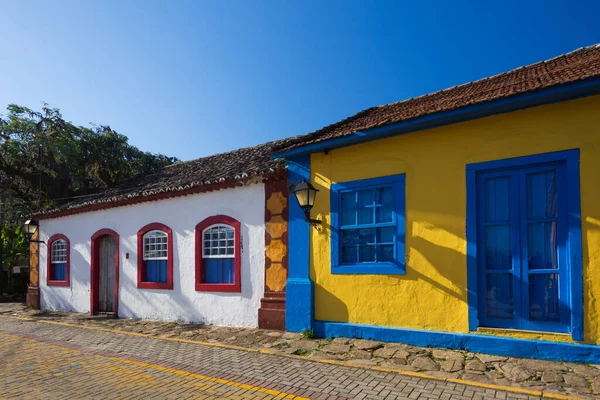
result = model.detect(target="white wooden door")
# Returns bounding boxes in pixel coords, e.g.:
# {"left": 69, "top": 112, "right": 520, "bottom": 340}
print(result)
{"left": 98, "top": 236, "right": 116, "bottom": 312}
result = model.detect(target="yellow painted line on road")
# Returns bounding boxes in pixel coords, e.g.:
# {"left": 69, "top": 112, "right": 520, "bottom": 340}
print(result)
{"left": 0, "top": 330, "right": 307, "bottom": 400}
{"left": 0, "top": 314, "right": 579, "bottom": 400}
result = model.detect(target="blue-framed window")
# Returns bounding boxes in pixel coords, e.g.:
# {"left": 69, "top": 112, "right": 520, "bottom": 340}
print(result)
{"left": 466, "top": 149, "right": 583, "bottom": 340}
{"left": 331, "top": 174, "right": 406, "bottom": 274}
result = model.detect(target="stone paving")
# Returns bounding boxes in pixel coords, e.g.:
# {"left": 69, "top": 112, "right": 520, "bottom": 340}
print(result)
{"left": 0, "top": 316, "right": 527, "bottom": 400}
{"left": 1, "top": 302, "right": 598, "bottom": 399}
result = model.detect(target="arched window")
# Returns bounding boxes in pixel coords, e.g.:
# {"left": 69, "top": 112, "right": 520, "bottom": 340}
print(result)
{"left": 47, "top": 234, "right": 70, "bottom": 286}
{"left": 137, "top": 223, "right": 173, "bottom": 290}
{"left": 195, "top": 215, "right": 241, "bottom": 292}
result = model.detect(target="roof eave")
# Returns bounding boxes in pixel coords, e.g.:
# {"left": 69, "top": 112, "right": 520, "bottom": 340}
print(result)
{"left": 273, "top": 76, "right": 600, "bottom": 159}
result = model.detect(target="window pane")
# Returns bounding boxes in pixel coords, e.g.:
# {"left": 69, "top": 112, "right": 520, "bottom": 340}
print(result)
{"left": 528, "top": 222, "right": 558, "bottom": 270}
{"left": 51, "top": 239, "right": 67, "bottom": 263}
{"left": 341, "top": 229, "right": 359, "bottom": 246}
{"left": 377, "top": 245, "right": 394, "bottom": 262}
{"left": 341, "top": 192, "right": 357, "bottom": 209}
{"left": 485, "top": 225, "right": 512, "bottom": 270}
{"left": 341, "top": 246, "right": 357, "bottom": 264}
{"left": 359, "top": 228, "right": 375, "bottom": 245}
{"left": 378, "top": 186, "right": 393, "bottom": 205}
{"left": 359, "top": 245, "right": 375, "bottom": 262}
{"left": 377, "top": 227, "right": 394, "bottom": 243}
{"left": 203, "top": 225, "right": 235, "bottom": 259}
{"left": 486, "top": 273, "right": 513, "bottom": 318}
{"left": 358, "top": 190, "right": 374, "bottom": 207}
{"left": 341, "top": 210, "right": 356, "bottom": 226}
{"left": 358, "top": 208, "right": 373, "bottom": 224}
{"left": 376, "top": 205, "right": 393, "bottom": 223}
{"left": 485, "top": 176, "right": 510, "bottom": 222}
{"left": 527, "top": 171, "right": 557, "bottom": 219}
{"left": 529, "top": 274, "right": 560, "bottom": 321}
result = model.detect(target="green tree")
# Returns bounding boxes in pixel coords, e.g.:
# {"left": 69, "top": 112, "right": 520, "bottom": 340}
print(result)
{"left": 0, "top": 103, "right": 178, "bottom": 286}
{"left": 0, "top": 103, "right": 178, "bottom": 211}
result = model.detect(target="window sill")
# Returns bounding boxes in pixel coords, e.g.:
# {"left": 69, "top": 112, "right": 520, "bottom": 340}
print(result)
{"left": 195, "top": 283, "right": 241, "bottom": 293}
{"left": 137, "top": 281, "right": 173, "bottom": 290}
{"left": 47, "top": 280, "right": 70, "bottom": 287}
{"left": 331, "top": 262, "right": 405, "bottom": 275}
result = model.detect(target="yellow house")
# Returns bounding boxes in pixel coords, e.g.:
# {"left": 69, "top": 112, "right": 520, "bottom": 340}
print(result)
{"left": 274, "top": 44, "right": 600, "bottom": 362}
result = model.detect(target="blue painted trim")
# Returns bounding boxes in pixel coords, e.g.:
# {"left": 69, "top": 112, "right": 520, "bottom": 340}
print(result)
{"left": 330, "top": 174, "right": 406, "bottom": 275}
{"left": 273, "top": 77, "right": 600, "bottom": 159}
{"left": 566, "top": 154, "right": 584, "bottom": 341}
{"left": 313, "top": 320, "right": 600, "bottom": 363}
{"left": 465, "top": 149, "right": 583, "bottom": 341}
{"left": 465, "top": 167, "right": 479, "bottom": 332}
{"left": 285, "top": 155, "right": 314, "bottom": 332}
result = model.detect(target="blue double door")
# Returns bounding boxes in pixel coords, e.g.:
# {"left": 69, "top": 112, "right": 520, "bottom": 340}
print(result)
{"left": 477, "top": 162, "right": 570, "bottom": 333}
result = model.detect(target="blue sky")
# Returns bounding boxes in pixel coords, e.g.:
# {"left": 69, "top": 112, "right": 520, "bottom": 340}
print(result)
{"left": 1, "top": 1, "right": 599, "bottom": 161}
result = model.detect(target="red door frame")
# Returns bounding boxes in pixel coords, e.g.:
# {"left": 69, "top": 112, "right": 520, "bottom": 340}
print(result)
{"left": 90, "top": 229, "right": 120, "bottom": 315}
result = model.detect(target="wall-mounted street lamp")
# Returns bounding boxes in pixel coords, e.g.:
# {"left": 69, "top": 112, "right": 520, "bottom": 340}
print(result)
{"left": 24, "top": 219, "right": 44, "bottom": 243}
{"left": 290, "top": 180, "right": 322, "bottom": 229}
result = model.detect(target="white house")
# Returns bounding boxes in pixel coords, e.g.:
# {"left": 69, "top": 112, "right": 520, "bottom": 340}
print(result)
{"left": 30, "top": 140, "right": 293, "bottom": 328}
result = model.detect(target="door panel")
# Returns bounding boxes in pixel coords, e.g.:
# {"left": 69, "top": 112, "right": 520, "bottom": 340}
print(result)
{"left": 99, "top": 236, "right": 116, "bottom": 313}
{"left": 477, "top": 163, "right": 569, "bottom": 333}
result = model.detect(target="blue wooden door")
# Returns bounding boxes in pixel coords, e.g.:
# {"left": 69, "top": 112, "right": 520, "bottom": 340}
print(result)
{"left": 477, "top": 162, "right": 569, "bottom": 333}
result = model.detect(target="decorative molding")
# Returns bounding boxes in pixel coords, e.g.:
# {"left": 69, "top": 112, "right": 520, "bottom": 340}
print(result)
{"left": 259, "top": 175, "right": 289, "bottom": 330}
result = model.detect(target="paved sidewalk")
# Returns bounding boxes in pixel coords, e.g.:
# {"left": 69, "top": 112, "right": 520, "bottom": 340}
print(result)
{"left": 1, "top": 303, "right": 598, "bottom": 399}
{"left": 0, "top": 316, "right": 542, "bottom": 400}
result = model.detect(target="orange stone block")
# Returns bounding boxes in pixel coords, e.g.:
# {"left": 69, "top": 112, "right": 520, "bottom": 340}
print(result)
{"left": 266, "top": 215, "right": 287, "bottom": 239}
{"left": 266, "top": 263, "right": 287, "bottom": 292}
{"left": 266, "top": 191, "right": 286, "bottom": 215}
{"left": 267, "top": 239, "right": 287, "bottom": 262}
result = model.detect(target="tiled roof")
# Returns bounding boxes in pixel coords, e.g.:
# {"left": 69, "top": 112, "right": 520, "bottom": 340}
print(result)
{"left": 37, "top": 138, "right": 297, "bottom": 218}
{"left": 274, "top": 44, "right": 600, "bottom": 153}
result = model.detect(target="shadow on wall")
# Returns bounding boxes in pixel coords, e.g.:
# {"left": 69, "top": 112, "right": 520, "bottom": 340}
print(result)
{"left": 312, "top": 210, "right": 469, "bottom": 315}
{"left": 116, "top": 226, "right": 259, "bottom": 325}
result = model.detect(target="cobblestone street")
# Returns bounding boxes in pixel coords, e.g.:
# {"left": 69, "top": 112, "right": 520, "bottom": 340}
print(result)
{"left": 0, "top": 315, "right": 549, "bottom": 400}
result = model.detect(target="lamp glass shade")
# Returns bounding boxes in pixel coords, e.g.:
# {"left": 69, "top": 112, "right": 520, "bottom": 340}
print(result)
{"left": 24, "top": 219, "right": 39, "bottom": 237}
{"left": 292, "top": 180, "right": 319, "bottom": 209}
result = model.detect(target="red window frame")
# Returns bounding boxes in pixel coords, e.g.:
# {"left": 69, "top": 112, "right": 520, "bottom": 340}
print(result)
{"left": 47, "top": 234, "right": 70, "bottom": 287}
{"left": 195, "top": 215, "right": 241, "bottom": 293}
{"left": 137, "top": 222, "right": 173, "bottom": 290}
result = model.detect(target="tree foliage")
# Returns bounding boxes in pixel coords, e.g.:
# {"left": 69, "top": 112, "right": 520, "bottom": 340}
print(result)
{"left": 0, "top": 103, "right": 178, "bottom": 212}
{"left": 0, "top": 103, "right": 178, "bottom": 274}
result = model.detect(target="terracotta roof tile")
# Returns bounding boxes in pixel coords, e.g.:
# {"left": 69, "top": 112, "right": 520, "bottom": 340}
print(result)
{"left": 275, "top": 44, "right": 600, "bottom": 153}
{"left": 38, "top": 137, "right": 297, "bottom": 217}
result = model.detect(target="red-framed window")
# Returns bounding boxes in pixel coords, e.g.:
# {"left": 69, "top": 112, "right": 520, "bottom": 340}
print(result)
{"left": 137, "top": 222, "right": 173, "bottom": 290}
{"left": 47, "top": 234, "right": 70, "bottom": 287}
{"left": 195, "top": 215, "right": 241, "bottom": 293}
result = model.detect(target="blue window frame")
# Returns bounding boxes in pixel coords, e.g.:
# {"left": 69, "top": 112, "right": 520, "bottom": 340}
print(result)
{"left": 331, "top": 174, "right": 406, "bottom": 274}
{"left": 466, "top": 149, "right": 583, "bottom": 340}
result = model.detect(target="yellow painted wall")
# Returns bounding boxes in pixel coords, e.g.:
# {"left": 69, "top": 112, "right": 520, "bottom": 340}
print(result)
{"left": 310, "top": 94, "right": 600, "bottom": 344}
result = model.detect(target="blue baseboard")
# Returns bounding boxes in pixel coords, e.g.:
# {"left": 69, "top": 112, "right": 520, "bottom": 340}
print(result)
{"left": 313, "top": 320, "right": 600, "bottom": 363}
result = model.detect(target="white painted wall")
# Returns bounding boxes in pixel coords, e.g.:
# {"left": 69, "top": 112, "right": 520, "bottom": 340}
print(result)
{"left": 39, "top": 183, "right": 265, "bottom": 327}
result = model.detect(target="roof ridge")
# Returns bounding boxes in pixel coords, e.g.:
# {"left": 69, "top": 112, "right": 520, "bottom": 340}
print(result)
{"left": 375, "top": 43, "right": 600, "bottom": 110}
{"left": 274, "top": 42, "right": 600, "bottom": 153}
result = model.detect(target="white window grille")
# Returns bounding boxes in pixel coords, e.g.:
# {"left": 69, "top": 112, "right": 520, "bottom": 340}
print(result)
{"left": 51, "top": 240, "right": 67, "bottom": 263}
{"left": 143, "top": 230, "right": 168, "bottom": 260}
{"left": 202, "top": 224, "right": 235, "bottom": 258}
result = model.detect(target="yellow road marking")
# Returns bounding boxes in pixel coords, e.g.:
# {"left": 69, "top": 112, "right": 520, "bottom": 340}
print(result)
{"left": 0, "top": 331, "right": 307, "bottom": 400}
{"left": 0, "top": 314, "right": 578, "bottom": 400}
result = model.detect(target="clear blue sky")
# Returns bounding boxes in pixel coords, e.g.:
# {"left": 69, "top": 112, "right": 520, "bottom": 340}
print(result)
{"left": 1, "top": 1, "right": 599, "bottom": 161}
